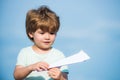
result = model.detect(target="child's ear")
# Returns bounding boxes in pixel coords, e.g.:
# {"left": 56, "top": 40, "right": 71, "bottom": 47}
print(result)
{"left": 28, "top": 33, "right": 33, "bottom": 38}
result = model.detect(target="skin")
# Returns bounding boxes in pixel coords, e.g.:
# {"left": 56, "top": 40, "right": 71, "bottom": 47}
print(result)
{"left": 14, "top": 29, "right": 68, "bottom": 80}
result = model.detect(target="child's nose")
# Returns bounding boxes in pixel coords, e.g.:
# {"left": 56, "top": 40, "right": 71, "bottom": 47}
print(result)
{"left": 44, "top": 33, "right": 50, "bottom": 39}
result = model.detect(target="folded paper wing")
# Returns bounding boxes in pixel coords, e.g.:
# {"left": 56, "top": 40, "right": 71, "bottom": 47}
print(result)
{"left": 49, "top": 50, "right": 90, "bottom": 68}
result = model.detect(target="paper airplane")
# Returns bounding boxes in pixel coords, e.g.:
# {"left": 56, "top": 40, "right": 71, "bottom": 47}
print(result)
{"left": 49, "top": 50, "right": 90, "bottom": 68}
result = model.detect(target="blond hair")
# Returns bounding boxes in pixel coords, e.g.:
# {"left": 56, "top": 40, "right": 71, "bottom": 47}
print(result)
{"left": 26, "top": 6, "right": 60, "bottom": 41}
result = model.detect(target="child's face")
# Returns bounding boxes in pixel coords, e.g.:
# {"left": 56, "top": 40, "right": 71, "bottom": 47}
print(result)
{"left": 29, "top": 29, "right": 56, "bottom": 50}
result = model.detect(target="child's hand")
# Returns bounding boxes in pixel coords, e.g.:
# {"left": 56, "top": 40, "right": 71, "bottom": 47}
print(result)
{"left": 48, "top": 67, "right": 62, "bottom": 79}
{"left": 30, "top": 61, "right": 49, "bottom": 72}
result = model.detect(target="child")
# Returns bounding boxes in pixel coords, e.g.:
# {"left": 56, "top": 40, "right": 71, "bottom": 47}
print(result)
{"left": 14, "top": 5, "right": 69, "bottom": 80}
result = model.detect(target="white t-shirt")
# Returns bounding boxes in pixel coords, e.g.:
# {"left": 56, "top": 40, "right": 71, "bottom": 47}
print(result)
{"left": 16, "top": 46, "right": 68, "bottom": 80}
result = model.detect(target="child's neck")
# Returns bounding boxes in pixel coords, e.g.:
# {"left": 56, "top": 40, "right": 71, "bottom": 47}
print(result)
{"left": 32, "top": 45, "right": 52, "bottom": 54}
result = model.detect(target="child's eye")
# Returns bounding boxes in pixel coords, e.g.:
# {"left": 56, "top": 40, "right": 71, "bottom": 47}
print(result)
{"left": 50, "top": 32, "right": 55, "bottom": 35}
{"left": 39, "top": 32, "right": 44, "bottom": 34}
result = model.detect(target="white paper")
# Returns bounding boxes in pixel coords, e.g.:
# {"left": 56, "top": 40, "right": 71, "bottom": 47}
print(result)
{"left": 49, "top": 50, "right": 90, "bottom": 68}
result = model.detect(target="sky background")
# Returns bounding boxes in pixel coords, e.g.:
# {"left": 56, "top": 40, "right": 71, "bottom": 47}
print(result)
{"left": 0, "top": 0, "right": 120, "bottom": 80}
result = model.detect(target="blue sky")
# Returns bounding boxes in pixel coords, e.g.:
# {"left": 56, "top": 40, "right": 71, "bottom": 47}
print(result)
{"left": 0, "top": 0, "right": 120, "bottom": 80}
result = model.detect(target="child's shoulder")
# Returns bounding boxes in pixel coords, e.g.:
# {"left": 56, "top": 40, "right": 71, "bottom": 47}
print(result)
{"left": 20, "top": 46, "right": 32, "bottom": 52}
{"left": 50, "top": 48, "right": 66, "bottom": 59}
{"left": 51, "top": 48, "right": 64, "bottom": 55}
{"left": 51, "top": 47, "right": 62, "bottom": 52}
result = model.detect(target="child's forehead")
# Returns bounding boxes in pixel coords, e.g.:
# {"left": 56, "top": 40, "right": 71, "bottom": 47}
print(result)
{"left": 36, "top": 28, "right": 47, "bottom": 32}
{"left": 36, "top": 28, "right": 42, "bottom": 31}
{"left": 35, "top": 28, "right": 55, "bottom": 33}
{"left": 34, "top": 24, "right": 58, "bottom": 33}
